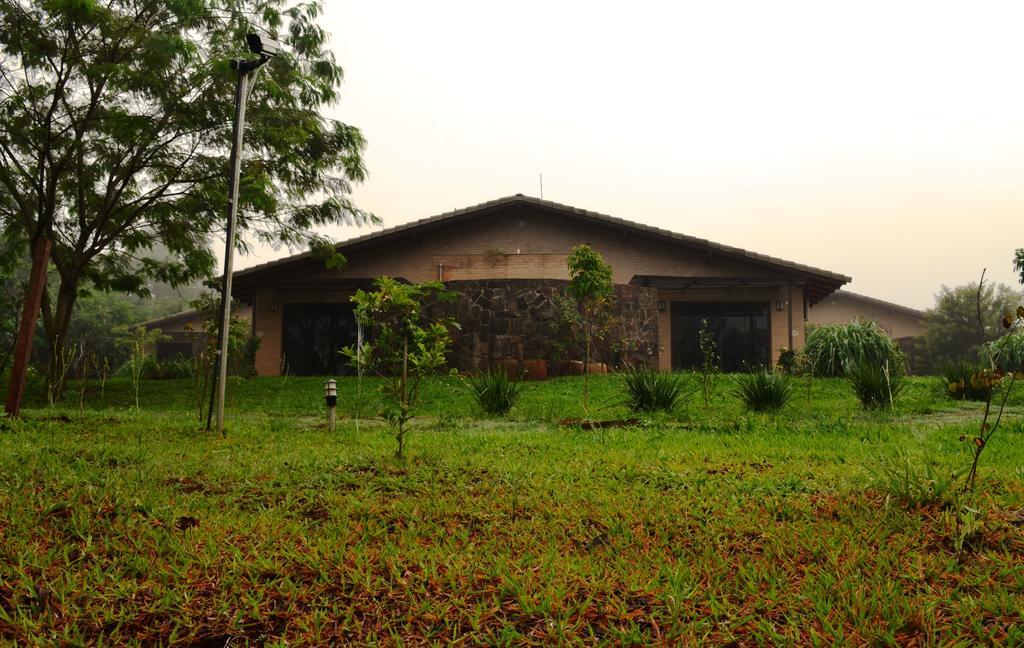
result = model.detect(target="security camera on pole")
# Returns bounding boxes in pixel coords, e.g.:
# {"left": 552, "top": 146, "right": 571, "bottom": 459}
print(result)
{"left": 207, "top": 34, "right": 282, "bottom": 435}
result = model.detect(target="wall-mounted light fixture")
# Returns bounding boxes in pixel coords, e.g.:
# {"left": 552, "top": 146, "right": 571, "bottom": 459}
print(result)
{"left": 658, "top": 301, "right": 667, "bottom": 312}
{"left": 775, "top": 300, "right": 786, "bottom": 312}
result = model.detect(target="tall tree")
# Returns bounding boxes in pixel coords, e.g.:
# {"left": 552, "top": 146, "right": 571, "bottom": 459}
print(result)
{"left": 0, "top": 0, "right": 372, "bottom": 390}
{"left": 917, "top": 281, "right": 1023, "bottom": 373}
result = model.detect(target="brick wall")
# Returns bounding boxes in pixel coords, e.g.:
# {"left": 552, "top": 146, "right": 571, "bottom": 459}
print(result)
{"left": 436, "top": 279, "right": 659, "bottom": 371}
{"left": 808, "top": 292, "right": 924, "bottom": 339}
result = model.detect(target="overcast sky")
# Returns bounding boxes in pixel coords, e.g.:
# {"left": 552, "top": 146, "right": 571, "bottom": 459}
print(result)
{"left": 236, "top": 0, "right": 1024, "bottom": 310}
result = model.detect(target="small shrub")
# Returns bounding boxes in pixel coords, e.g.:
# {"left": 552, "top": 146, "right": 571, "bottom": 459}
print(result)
{"left": 155, "top": 355, "right": 193, "bottom": 380}
{"left": 465, "top": 369, "right": 524, "bottom": 415}
{"left": 793, "top": 348, "right": 816, "bottom": 402}
{"left": 620, "top": 366, "right": 687, "bottom": 413}
{"left": 114, "top": 325, "right": 167, "bottom": 413}
{"left": 116, "top": 355, "right": 157, "bottom": 379}
{"left": 804, "top": 319, "right": 903, "bottom": 377}
{"left": 941, "top": 360, "right": 992, "bottom": 401}
{"left": 848, "top": 361, "right": 906, "bottom": 409}
{"left": 697, "top": 319, "right": 719, "bottom": 408}
{"left": 776, "top": 347, "right": 796, "bottom": 373}
{"left": 342, "top": 277, "right": 457, "bottom": 458}
{"left": 733, "top": 368, "right": 793, "bottom": 412}
{"left": 990, "top": 329, "right": 1024, "bottom": 372}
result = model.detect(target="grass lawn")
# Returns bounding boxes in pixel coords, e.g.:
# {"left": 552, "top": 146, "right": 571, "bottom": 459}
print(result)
{"left": 1, "top": 373, "right": 1022, "bottom": 645}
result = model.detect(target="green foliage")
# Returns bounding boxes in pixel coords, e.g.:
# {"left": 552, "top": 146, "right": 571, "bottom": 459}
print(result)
{"left": 4, "top": 376, "right": 1024, "bottom": 644}
{"left": 0, "top": 0, "right": 375, "bottom": 382}
{"left": 1014, "top": 248, "right": 1024, "bottom": 285}
{"left": 114, "top": 325, "right": 168, "bottom": 412}
{"left": 465, "top": 369, "right": 524, "bottom": 416}
{"left": 733, "top": 368, "right": 794, "bottom": 412}
{"left": 156, "top": 356, "right": 193, "bottom": 380}
{"left": 65, "top": 291, "right": 188, "bottom": 373}
{"left": 793, "top": 348, "right": 816, "bottom": 403}
{"left": 776, "top": 347, "right": 797, "bottom": 374}
{"left": 803, "top": 319, "right": 903, "bottom": 378}
{"left": 848, "top": 361, "right": 906, "bottom": 409}
{"left": 113, "top": 354, "right": 192, "bottom": 381}
{"left": 566, "top": 245, "right": 614, "bottom": 414}
{"left": 546, "top": 294, "right": 583, "bottom": 363}
{"left": 963, "top": 301, "right": 1024, "bottom": 492}
{"left": 343, "top": 278, "right": 457, "bottom": 457}
{"left": 567, "top": 245, "right": 614, "bottom": 304}
{"left": 697, "top": 318, "right": 719, "bottom": 408}
{"left": 619, "top": 366, "right": 687, "bottom": 413}
{"left": 917, "top": 282, "right": 1023, "bottom": 374}
{"left": 190, "top": 291, "right": 260, "bottom": 378}
{"left": 947, "top": 505, "right": 986, "bottom": 556}
{"left": 872, "top": 456, "right": 959, "bottom": 509}
{"left": 990, "top": 329, "right": 1024, "bottom": 372}
{"left": 941, "top": 360, "right": 993, "bottom": 401}
{"left": 0, "top": 238, "right": 26, "bottom": 376}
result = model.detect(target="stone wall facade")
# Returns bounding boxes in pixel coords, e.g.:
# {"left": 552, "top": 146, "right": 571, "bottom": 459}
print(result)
{"left": 435, "top": 279, "right": 659, "bottom": 372}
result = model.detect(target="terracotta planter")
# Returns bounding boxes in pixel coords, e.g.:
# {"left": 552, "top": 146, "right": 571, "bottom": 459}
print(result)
{"left": 558, "top": 360, "right": 585, "bottom": 376}
{"left": 492, "top": 359, "right": 521, "bottom": 380}
{"left": 521, "top": 359, "right": 547, "bottom": 381}
{"left": 586, "top": 362, "right": 608, "bottom": 374}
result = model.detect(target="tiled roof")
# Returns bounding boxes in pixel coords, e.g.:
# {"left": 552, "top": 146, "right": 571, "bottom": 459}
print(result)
{"left": 232, "top": 194, "right": 852, "bottom": 288}
{"left": 823, "top": 289, "right": 927, "bottom": 318}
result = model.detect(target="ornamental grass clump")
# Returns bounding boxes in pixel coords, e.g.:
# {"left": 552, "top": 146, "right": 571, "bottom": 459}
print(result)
{"left": 990, "top": 329, "right": 1024, "bottom": 373}
{"left": 803, "top": 318, "right": 903, "bottom": 377}
{"left": 465, "top": 369, "right": 524, "bottom": 416}
{"left": 620, "top": 365, "right": 687, "bottom": 413}
{"left": 733, "top": 368, "right": 794, "bottom": 412}
{"left": 848, "top": 361, "right": 906, "bottom": 409}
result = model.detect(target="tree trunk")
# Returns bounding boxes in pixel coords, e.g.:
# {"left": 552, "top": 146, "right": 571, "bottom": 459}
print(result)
{"left": 41, "top": 273, "right": 81, "bottom": 401}
{"left": 4, "top": 237, "right": 53, "bottom": 417}
{"left": 583, "top": 309, "right": 591, "bottom": 416}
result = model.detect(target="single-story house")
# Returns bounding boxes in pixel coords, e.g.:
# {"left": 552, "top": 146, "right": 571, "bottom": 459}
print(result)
{"left": 807, "top": 290, "right": 925, "bottom": 340}
{"left": 222, "top": 194, "right": 854, "bottom": 375}
{"left": 143, "top": 194, "right": 929, "bottom": 375}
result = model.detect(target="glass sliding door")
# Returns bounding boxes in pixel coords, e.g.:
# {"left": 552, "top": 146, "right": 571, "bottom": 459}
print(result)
{"left": 670, "top": 302, "right": 770, "bottom": 372}
{"left": 281, "top": 303, "right": 359, "bottom": 376}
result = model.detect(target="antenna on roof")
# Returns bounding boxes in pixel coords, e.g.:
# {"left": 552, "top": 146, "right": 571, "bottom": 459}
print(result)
{"left": 539, "top": 173, "right": 543, "bottom": 199}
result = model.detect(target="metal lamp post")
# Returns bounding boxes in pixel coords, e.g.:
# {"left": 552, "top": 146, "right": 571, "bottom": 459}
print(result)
{"left": 207, "top": 33, "right": 281, "bottom": 435}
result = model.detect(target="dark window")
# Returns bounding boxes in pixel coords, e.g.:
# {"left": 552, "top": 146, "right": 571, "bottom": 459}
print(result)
{"left": 282, "top": 303, "right": 359, "bottom": 376}
{"left": 156, "top": 341, "right": 193, "bottom": 361}
{"left": 671, "top": 302, "right": 770, "bottom": 372}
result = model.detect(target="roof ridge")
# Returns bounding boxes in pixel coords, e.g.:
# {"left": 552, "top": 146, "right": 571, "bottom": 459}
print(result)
{"left": 232, "top": 194, "right": 851, "bottom": 285}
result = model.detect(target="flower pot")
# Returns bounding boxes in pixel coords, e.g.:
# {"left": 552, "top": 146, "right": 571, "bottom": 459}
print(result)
{"left": 492, "top": 359, "right": 521, "bottom": 380}
{"left": 558, "top": 360, "right": 585, "bottom": 376}
{"left": 521, "top": 359, "right": 547, "bottom": 381}
{"left": 586, "top": 362, "right": 608, "bottom": 374}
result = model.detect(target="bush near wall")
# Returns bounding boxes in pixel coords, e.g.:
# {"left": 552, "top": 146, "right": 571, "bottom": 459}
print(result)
{"left": 804, "top": 319, "right": 904, "bottom": 378}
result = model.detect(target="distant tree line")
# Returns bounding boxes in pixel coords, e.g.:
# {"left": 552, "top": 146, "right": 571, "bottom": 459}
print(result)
{"left": 915, "top": 252, "right": 1024, "bottom": 374}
